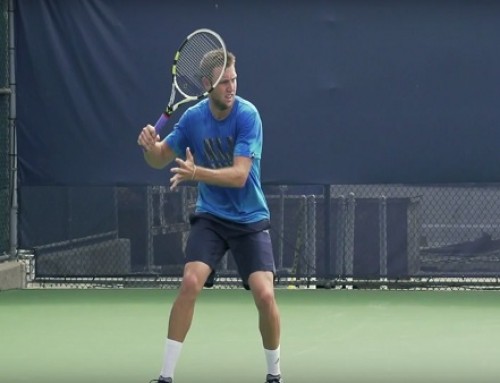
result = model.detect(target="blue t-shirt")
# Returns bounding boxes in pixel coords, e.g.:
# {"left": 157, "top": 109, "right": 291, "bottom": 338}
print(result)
{"left": 165, "top": 96, "right": 270, "bottom": 223}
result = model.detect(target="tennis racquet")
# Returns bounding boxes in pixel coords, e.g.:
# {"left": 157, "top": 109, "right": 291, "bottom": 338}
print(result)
{"left": 154, "top": 28, "right": 227, "bottom": 135}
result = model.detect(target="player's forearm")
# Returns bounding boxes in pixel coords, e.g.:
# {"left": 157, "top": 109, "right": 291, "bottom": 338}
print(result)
{"left": 193, "top": 165, "right": 248, "bottom": 188}
{"left": 143, "top": 143, "right": 171, "bottom": 169}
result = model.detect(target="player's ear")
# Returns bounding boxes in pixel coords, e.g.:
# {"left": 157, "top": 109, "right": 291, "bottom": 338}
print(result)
{"left": 201, "top": 76, "right": 212, "bottom": 91}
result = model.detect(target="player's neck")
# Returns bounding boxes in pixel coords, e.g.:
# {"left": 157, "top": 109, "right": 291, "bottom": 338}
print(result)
{"left": 209, "top": 102, "right": 233, "bottom": 121}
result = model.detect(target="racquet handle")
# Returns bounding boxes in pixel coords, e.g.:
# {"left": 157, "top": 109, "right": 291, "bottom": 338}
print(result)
{"left": 154, "top": 113, "right": 170, "bottom": 135}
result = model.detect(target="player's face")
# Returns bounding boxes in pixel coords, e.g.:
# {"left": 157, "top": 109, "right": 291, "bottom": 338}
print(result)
{"left": 209, "top": 65, "right": 237, "bottom": 112}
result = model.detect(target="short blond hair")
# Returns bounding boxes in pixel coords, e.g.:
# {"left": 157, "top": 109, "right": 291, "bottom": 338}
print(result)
{"left": 200, "top": 50, "right": 235, "bottom": 81}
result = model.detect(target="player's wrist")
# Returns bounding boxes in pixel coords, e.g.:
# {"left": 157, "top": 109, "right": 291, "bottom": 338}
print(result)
{"left": 191, "top": 165, "right": 197, "bottom": 180}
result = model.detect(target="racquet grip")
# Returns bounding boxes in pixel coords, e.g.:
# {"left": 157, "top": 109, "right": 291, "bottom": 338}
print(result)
{"left": 154, "top": 113, "right": 170, "bottom": 135}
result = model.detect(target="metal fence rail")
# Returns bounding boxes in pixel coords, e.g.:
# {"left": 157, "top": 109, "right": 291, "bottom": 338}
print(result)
{"left": 12, "top": 183, "right": 500, "bottom": 290}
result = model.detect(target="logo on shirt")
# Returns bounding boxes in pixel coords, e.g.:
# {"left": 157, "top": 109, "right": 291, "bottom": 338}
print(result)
{"left": 203, "top": 137, "right": 234, "bottom": 169}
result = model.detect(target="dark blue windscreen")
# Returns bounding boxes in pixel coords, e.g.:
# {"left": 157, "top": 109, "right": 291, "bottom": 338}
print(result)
{"left": 16, "top": 0, "right": 500, "bottom": 186}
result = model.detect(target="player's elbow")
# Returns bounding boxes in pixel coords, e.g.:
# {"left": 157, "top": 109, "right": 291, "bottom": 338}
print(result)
{"left": 233, "top": 178, "right": 247, "bottom": 188}
{"left": 232, "top": 170, "right": 248, "bottom": 188}
{"left": 144, "top": 156, "right": 168, "bottom": 170}
{"left": 230, "top": 157, "right": 252, "bottom": 188}
{"left": 148, "top": 162, "right": 167, "bottom": 170}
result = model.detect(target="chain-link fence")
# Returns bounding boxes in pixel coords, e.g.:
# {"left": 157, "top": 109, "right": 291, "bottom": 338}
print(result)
{"left": 0, "top": 0, "right": 11, "bottom": 256}
{"left": 19, "top": 183, "right": 500, "bottom": 289}
{"left": 329, "top": 184, "right": 500, "bottom": 289}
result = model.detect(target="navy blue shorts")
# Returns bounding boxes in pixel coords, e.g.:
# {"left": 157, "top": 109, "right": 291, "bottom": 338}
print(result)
{"left": 184, "top": 213, "right": 276, "bottom": 290}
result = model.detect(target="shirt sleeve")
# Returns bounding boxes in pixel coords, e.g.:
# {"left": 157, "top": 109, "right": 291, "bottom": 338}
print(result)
{"left": 234, "top": 106, "right": 263, "bottom": 160}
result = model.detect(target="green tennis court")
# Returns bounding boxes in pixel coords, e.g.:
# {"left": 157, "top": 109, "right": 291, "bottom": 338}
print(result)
{"left": 1, "top": 288, "right": 500, "bottom": 383}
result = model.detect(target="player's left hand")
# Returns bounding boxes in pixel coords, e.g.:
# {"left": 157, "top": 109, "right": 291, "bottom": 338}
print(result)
{"left": 170, "top": 147, "right": 196, "bottom": 191}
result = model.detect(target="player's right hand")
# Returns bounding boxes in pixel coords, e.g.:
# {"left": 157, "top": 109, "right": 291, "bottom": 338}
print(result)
{"left": 137, "top": 124, "right": 159, "bottom": 152}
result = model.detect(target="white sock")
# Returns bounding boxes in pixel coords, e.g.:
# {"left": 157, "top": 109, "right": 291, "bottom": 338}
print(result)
{"left": 160, "top": 338, "right": 183, "bottom": 379}
{"left": 264, "top": 346, "right": 281, "bottom": 376}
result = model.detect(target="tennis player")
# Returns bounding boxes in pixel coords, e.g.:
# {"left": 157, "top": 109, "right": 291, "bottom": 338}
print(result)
{"left": 137, "top": 50, "right": 283, "bottom": 383}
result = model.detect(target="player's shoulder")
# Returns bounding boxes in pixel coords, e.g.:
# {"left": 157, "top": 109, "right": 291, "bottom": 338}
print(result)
{"left": 236, "top": 96, "right": 258, "bottom": 112}
{"left": 235, "top": 96, "right": 260, "bottom": 117}
{"left": 185, "top": 99, "right": 209, "bottom": 117}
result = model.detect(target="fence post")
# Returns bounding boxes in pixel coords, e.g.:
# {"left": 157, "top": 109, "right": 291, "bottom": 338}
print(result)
{"left": 379, "top": 195, "right": 388, "bottom": 282}
{"left": 335, "top": 195, "right": 346, "bottom": 278}
{"left": 345, "top": 192, "right": 356, "bottom": 280}
{"left": 305, "top": 194, "right": 316, "bottom": 283}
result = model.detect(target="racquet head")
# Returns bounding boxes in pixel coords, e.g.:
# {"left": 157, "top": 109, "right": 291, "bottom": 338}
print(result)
{"left": 173, "top": 28, "right": 227, "bottom": 100}
{"left": 153, "top": 29, "right": 227, "bottom": 134}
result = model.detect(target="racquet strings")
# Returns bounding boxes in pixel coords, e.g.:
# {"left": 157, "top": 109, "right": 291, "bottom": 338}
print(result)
{"left": 176, "top": 32, "right": 226, "bottom": 97}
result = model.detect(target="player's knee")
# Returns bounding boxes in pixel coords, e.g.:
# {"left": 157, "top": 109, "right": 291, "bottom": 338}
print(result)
{"left": 254, "top": 288, "right": 276, "bottom": 311}
{"left": 180, "top": 272, "right": 204, "bottom": 296}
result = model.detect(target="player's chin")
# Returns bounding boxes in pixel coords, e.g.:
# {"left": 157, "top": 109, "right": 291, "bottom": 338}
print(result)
{"left": 215, "top": 96, "right": 234, "bottom": 110}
